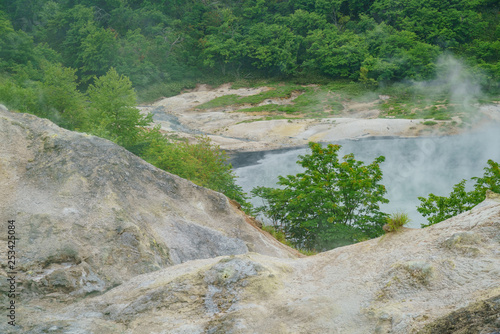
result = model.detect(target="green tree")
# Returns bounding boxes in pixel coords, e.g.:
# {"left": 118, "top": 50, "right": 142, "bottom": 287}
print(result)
{"left": 252, "top": 142, "right": 388, "bottom": 250}
{"left": 418, "top": 159, "right": 500, "bottom": 227}
{"left": 78, "top": 25, "right": 118, "bottom": 82}
{"left": 304, "top": 26, "right": 368, "bottom": 78}
{"left": 40, "top": 62, "right": 86, "bottom": 130}
{"left": 361, "top": 24, "right": 441, "bottom": 82}
{"left": 245, "top": 23, "right": 300, "bottom": 74}
{"left": 0, "top": 11, "right": 36, "bottom": 70}
{"left": 201, "top": 8, "right": 249, "bottom": 77}
{"left": 45, "top": 5, "right": 96, "bottom": 70}
{"left": 114, "top": 29, "right": 160, "bottom": 87}
{"left": 86, "top": 67, "right": 152, "bottom": 149}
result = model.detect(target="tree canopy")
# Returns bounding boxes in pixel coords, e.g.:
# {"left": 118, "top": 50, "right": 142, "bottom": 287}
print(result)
{"left": 0, "top": 0, "right": 498, "bottom": 242}
{"left": 0, "top": 0, "right": 497, "bottom": 91}
{"left": 252, "top": 142, "right": 388, "bottom": 250}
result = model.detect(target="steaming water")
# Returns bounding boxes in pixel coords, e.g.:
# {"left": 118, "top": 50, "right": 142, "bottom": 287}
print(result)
{"left": 232, "top": 125, "right": 500, "bottom": 228}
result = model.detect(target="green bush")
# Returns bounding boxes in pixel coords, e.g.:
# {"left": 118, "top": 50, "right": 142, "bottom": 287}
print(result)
{"left": 262, "top": 225, "right": 318, "bottom": 255}
{"left": 143, "top": 135, "right": 251, "bottom": 211}
{"left": 261, "top": 225, "right": 289, "bottom": 245}
{"left": 418, "top": 160, "right": 500, "bottom": 227}
{"left": 86, "top": 68, "right": 153, "bottom": 150}
{"left": 252, "top": 142, "right": 388, "bottom": 251}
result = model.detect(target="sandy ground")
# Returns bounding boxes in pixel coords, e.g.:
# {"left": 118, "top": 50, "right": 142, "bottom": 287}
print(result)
{"left": 145, "top": 84, "right": 500, "bottom": 152}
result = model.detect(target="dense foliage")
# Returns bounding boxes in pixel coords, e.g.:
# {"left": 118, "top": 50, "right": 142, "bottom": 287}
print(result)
{"left": 144, "top": 135, "right": 250, "bottom": 208}
{"left": 252, "top": 142, "right": 388, "bottom": 250}
{"left": 0, "top": 62, "right": 249, "bottom": 209}
{"left": 0, "top": 0, "right": 498, "bottom": 94}
{"left": 418, "top": 159, "right": 500, "bottom": 227}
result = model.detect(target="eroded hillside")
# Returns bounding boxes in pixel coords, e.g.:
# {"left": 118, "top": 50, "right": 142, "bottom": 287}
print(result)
{"left": 0, "top": 109, "right": 499, "bottom": 333}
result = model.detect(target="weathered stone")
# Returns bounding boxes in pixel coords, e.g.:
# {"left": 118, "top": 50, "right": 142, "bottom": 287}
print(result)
{"left": 1, "top": 109, "right": 499, "bottom": 333}
{"left": 417, "top": 294, "right": 500, "bottom": 334}
{"left": 0, "top": 109, "right": 298, "bottom": 305}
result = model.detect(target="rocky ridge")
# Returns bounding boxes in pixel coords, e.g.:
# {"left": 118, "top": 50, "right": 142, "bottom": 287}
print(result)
{"left": 0, "top": 109, "right": 499, "bottom": 333}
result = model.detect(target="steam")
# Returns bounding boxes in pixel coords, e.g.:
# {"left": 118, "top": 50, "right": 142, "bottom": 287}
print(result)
{"left": 437, "top": 55, "right": 482, "bottom": 108}
{"left": 234, "top": 126, "right": 500, "bottom": 228}
{"left": 413, "top": 54, "right": 484, "bottom": 115}
{"left": 233, "top": 55, "right": 499, "bottom": 228}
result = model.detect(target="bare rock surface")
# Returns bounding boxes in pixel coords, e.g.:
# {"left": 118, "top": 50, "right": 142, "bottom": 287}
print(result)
{"left": 1, "top": 109, "right": 500, "bottom": 333}
{"left": 8, "top": 194, "right": 500, "bottom": 334}
{"left": 150, "top": 85, "right": 427, "bottom": 152}
{"left": 147, "top": 84, "right": 500, "bottom": 152}
{"left": 0, "top": 109, "right": 298, "bottom": 316}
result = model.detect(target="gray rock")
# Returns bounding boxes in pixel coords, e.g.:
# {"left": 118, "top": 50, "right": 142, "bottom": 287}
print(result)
{"left": 0, "top": 109, "right": 298, "bottom": 305}
{"left": 1, "top": 109, "right": 500, "bottom": 333}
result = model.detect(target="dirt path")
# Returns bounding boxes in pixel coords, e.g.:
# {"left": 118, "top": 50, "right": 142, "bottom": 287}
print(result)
{"left": 144, "top": 84, "right": 500, "bottom": 152}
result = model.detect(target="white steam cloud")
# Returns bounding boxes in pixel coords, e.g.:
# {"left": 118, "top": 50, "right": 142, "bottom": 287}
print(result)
{"left": 413, "top": 54, "right": 484, "bottom": 114}
{"left": 233, "top": 55, "right": 500, "bottom": 228}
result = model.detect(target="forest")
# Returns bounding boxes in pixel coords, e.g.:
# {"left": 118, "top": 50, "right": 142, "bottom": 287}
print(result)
{"left": 0, "top": 0, "right": 498, "bottom": 99}
{"left": 0, "top": 0, "right": 499, "bottom": 251}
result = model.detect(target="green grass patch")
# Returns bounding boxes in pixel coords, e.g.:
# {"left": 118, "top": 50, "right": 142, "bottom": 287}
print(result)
{"left": 236, "top": 115, "right": 297, "bottom": 124}
{"left": 153, "top": 78, "right": 497, "bottom": 123}
{"left": 385, "top": 212, "right": 411, "bottom": 232}
{"left": 236, "top": 118, "right": 265, "bottom": 124}
{"left": 423, "top": 120, "right": 438, "bottom": 126}
{"left": 297, "top": 248, "right": 319, "bottom": 256}
{"left": 196, "top": 94, "right": 242, "bottom": 109}
{"left": 237, "top": 104, "right": 291, "bottom": 113}
{"left": 324, "top": 80, "right": 371, "bottom": 97}
{"left": 239, "top": 84, "right": 303, "bottom": 102}
{"left": 232, "top": 85, "right": 345, "bottom": 117}
{"left": 195, "top": 84, "right": 306, "bottom": 110}
{"left": 379, "top": 97, "right": 456, "bottom": 120}
{"left": 262, "top": 225, "right": 290, "bottom": 246}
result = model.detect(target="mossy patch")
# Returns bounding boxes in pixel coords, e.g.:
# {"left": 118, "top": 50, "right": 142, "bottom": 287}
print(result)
{"left": 402, "top": 261, "right": 434, "bottom": 286}
{"left": 377, "top": 260, "right": 435, "bottom": 301}
{"left": 43, "top": 244, "right": 81, "bottom": 268}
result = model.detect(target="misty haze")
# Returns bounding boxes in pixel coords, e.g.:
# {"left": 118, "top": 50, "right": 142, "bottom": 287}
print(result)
{"left": 233, "top": 124, "right": 500, "bottom": 228}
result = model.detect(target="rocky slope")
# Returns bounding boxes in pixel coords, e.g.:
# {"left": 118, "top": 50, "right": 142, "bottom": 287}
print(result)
{"left": 1, "top": 109, "right": 499, "bottom": 333}
{"left": 0, "top": 109, "right": 298, "bottom": 310}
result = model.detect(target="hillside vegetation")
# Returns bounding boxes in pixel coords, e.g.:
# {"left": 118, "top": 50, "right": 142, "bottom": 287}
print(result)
{"left": 0, "top": 0, "right": 498, "bottom": 99}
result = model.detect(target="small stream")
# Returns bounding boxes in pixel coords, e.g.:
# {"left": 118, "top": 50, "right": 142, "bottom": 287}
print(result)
{"left": 149, "top": 106, "right": 204, "bottom": 134}
{"left": 232, "top": 125, "right": 500, "bottom": 228}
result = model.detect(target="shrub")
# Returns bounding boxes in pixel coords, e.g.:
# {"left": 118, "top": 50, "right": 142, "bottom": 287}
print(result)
{"left": 261, "top": 225, "right": 289, "bottom": 245}
{"left": 252, "top": 142, "right": 388, "bottom": 251}
{"left": 418, "top": 160, "right": 500, "bottom": 227}
{"left": 143, "top": 135, "right": 251, "bottom": 211}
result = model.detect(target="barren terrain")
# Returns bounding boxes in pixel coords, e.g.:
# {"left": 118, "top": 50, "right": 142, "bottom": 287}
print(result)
{"left": 141, "top": 84, "right": 500, "bottom": 152}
